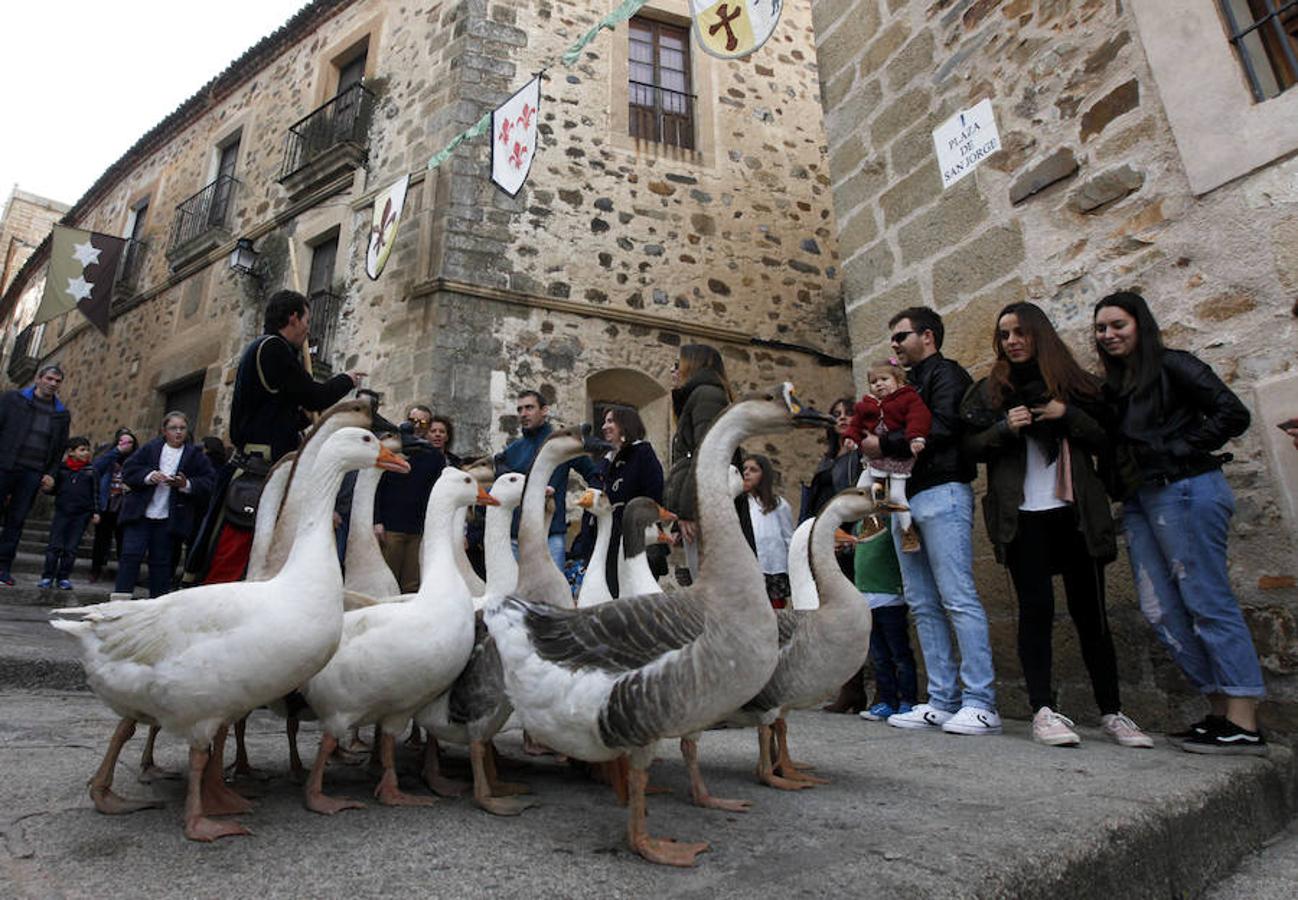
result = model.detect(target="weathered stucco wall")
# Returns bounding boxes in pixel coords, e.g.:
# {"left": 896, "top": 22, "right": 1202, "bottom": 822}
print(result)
{"left": 812, "top": 0, "right": 1298, "bottom": 732}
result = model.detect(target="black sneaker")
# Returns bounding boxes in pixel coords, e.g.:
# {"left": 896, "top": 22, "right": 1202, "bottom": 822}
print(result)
{"left": 1168, "top": 715, "right": 1226, "bottom": 741}
{"left": 1180, "top": 720, "right": 1268, "bottom": 756}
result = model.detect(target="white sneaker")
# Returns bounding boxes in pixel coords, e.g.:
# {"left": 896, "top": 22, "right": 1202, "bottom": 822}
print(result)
{"left": 886, "top": 703, "right": 953, "bottom": 730}
{"left": 941, "top": 706, "right": 1003, "bottom": 735}
{"left": 1101, "top": 712, "right": 1154, "bottom": 748}
{"left": 1032, "top": 707, "right": 1080, "bottom": 746}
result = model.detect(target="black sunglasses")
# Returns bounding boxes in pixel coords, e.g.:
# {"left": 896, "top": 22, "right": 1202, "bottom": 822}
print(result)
{"left": 889, "top": 330, "right": 915, "bottom": 344}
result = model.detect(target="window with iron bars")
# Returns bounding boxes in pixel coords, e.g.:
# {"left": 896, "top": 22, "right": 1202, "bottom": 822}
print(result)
{"left": 1219, "top": 0, "right": 1298, "bottom": 100}
{"left": 628, "top": 17, "right": 695, "bottom": 150}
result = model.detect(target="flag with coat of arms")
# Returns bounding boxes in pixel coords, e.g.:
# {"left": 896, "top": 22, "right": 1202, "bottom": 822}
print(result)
{"left": 690, "top": 0, "right": 783, "bottom": 60}
{"left": 35, "top": 225, "right": 127, "bottom": 335}
{"left": 491, "top": 76, "right": 541, "bottom": 197}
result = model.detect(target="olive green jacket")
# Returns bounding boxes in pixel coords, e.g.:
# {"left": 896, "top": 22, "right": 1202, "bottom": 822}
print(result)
{"left": 664, "top": 370, "right": 730, "bottom": 521}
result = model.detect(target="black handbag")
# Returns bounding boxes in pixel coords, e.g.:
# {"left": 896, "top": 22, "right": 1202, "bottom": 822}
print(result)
{"left": 223, "top": 453, "right": 272, "bottom": 530}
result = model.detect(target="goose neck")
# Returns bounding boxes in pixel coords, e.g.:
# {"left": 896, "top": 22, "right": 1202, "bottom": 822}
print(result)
{"left": 809, "top": 505, "right": 855, "bottom": 609}
{"left": 484, "top": 502, "right": 519, "bottom": 596}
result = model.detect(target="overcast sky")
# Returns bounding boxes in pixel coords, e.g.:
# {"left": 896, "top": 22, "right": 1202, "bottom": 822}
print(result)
{"left": 0, "top": 0, "right": 310, "bottom": 209}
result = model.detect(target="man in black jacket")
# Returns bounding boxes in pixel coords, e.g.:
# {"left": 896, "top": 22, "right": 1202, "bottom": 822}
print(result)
{"left": 187, "top": 290, "right": 362, "bottom": 584}
{"left": 0, "top": 365, "right": 71, "bottom": 585}
{"left": 861, "top": 307, "right": 1001, "bottom": 736}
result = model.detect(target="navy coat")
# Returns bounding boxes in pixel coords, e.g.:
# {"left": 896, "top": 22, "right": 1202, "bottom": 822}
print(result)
{"left": 120, "top": 437, "right": 215, "bottom": 537}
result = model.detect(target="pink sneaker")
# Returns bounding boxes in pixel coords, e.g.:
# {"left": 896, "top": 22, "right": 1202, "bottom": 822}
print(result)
{"left": 1101, "top": 712, "right": 1154, "bottom": 748}
{"left": 1032, "top": 707, "right": 1080, "bottom": 747}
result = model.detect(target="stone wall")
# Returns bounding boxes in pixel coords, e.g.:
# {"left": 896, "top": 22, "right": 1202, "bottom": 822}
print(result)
{"left": 812, "top": 0, "right": 1298, "bottom": 732}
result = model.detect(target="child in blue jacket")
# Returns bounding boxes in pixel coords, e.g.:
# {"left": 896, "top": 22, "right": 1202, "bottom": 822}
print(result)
{"left": 39, "top": 437, "right": 100, "bottom": 589}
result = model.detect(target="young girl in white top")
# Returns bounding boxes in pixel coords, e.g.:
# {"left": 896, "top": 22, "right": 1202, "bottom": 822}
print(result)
{"left": 741, "top": 454, "right": 794, "bottom": 609}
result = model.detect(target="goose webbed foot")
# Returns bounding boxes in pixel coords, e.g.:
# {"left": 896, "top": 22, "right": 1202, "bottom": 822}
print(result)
{"left": 374, "top": 733, "right": 436, "bottom": 807}
{"left": 303, "top": 733, "right": 365, "bottom": 814}
{"left": 483, "top": 740, "right": 531, "bottom": 797}
{"left": 471, "top": 740, "right": 536, "bottom": 816}
{"left": 627, "top": 766, "right": 708, "bottom": 867}
{"left": 772, "top": 719, "right": 828, "bottom": 784}
{"left": 756, "top": 723, "right": 814, "bottom": 791}
{"left": 421, "top": 734, "right": 470, "bottom": 797}
{"left": 184, "top": 815, "right": 252, "bottom": 842}
{"left": 90, "top": 785, "right": 162, "bottom": 815}
{"left": 681, "top": 736, "right": 751, "bottom": 813}
{"left": 184, "top": 742, "right": 250, "bottom": 842}
{"left": 88, "top": 718, "right": 162, "bottom": 815}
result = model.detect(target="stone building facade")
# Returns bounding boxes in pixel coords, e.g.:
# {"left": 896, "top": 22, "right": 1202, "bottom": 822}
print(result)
{"left": 0, "top": 1, "right": 851, "bottom": 514}
{"left": 0, "top": 189, "right": 68, "bottom": 296}
{"left": 812, "top": 0, "right": 1298, "bottom": 732}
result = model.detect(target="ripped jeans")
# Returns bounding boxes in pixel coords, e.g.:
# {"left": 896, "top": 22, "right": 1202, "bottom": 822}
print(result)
{"left": 1122, "top": 470, "right": 1265, "bottom": 698}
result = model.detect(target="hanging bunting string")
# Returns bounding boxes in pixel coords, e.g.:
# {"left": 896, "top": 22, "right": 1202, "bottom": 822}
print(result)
{"left": 427, "top": 0, "right": 650, "bottom": 172}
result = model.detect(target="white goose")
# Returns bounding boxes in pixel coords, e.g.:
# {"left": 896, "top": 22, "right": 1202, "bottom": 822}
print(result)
{"left": 415, "top": 472, "right": 537, "bottom": 814}
{"left": 487, "top": 388, "right": 829, "bottom": 866}
{"left": 452, "top": 505, "right": 487, "bottom": 598}
{"left": 733, "top": 487, "right": 879, "bottom": 788}
{"left": 301, "top": 467, "right": 490, "bottom": 813}
{"left": 575, "top": 488, "right": 615, "bottom": 608}
{"left": 343, "top": 445, "right": 401, "bottom": 601}
{"left": 50, "top": 428, "right": 408, "bottom": 842}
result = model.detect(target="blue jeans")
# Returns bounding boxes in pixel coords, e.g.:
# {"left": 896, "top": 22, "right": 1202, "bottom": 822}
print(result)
{"left": 510, "top": 534, "right": 567, "bottom": 571}
{"left": 869, "top": 604, "right": 919, "bottom": 708}
{"left": 44, "top": 510, "right": 92, "bottom": 580}
{"left": 1123, "top": 470, "right": 1265, "bottom": 698}
{"left": 0, "top": 467, "right": 43, "bottom": 570}
{"left": 892, "top": 481, "right": 997, "bottom": 712}
{"left": 116, "top": 519, "right": 176, "bottom": 598}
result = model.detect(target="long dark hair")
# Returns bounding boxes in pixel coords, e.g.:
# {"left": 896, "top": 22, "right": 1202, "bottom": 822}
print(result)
{"left": 676, "top": 344, "right": 733, "bottom": 405}
{"left": 988, "top": 302, "right": 1100, "bottom": 406}
{"left": 824, "top": 395, "right": 855, "bottom": 459}
{"left": 743, "top": 454, "right": 780, "bottom": 514}
{"left": 606, "top": 406, "right": 647, "bottom": 459}
{"left": 1093, "top": 291, "right": 1164, "bottom": 393}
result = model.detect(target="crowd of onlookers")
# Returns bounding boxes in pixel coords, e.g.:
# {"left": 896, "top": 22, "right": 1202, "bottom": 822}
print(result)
{"left": 0, "top": 289, "right": 1288, "bottom": 759}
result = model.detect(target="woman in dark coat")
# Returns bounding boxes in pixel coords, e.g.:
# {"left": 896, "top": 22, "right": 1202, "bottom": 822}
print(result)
{"left": 1094, "top": 290, "right": 1265, "bottom": 755}
{"left": 962, "top": 302, "right": 1150, "bottom": 749}
{"left": 599, "top": 406, "right": 664, "bottom": 596}
{"left": 664, "top": 343, "right": 734, "bottom": 579}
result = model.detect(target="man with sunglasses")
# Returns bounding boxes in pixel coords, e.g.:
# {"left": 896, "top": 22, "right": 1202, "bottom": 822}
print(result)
{"left": 859, "top": 307, "right": 1001, "bottom": 737}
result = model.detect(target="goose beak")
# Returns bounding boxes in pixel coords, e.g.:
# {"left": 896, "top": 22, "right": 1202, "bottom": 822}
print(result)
{"left": 576, "top": 489, "right": 597, "bottom": 509}
{"left": 656, "top": 524, "right": 675, "bottom": 545}
{"left": 834, "top": 528, "right": 859, "bottom": 544}
{"left": 477, "top": 485, "right": 500, "bottom": 506}
{"left": 376, "top": 446, "right": 411, "bottom": 473}
{"left": 878, "top": 501, "right": 909, "bottom": 513}
{"left": 783, "top": 381, "right": 835, "bottom": 428}
{"left": 656, "top": 504, "right": 677, "bottom": 522}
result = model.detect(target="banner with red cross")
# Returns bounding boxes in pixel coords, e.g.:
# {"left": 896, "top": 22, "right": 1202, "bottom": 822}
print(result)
{"left": 691, "top": 0, "right": 783, "bottom": 60}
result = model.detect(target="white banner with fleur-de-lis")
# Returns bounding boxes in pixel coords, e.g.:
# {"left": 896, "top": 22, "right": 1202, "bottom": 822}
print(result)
{"left": 491, "top": 76, "right": 542, "bottom": 197}
{"left": 691, "top": 0, "right": 782, "bottom": 60}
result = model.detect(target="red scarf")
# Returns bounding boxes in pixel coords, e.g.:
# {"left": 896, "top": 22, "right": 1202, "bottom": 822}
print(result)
{"left": 65, "top": 457, "right": 90, "bottom": 472}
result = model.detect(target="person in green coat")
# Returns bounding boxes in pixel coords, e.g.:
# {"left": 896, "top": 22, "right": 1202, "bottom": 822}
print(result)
{"left": 855, "top": 517, "right": 918, "bottom": 721}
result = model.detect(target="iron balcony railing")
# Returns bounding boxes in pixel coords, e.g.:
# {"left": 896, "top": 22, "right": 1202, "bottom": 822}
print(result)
{"left": 308, "top": 290, "right": 344, "bottom": 373}
{"left": 280, "top": 82, "right": 376, "bottom": 180}
{"left": 117, "top": 239, "right": 149, "bottom": 292}
{"left": 168, "top": 174, "right": 238, "bottom": 253}
{"left": 6, "top": 323, "right": 42, "bottom": 384}
{"left": 629, "top": 80, "right": 696, "bottom": 150}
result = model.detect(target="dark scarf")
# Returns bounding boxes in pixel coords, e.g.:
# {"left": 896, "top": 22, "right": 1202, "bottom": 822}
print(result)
{"left": 1005, "top": 361, "right": 1067, "bottom": 463}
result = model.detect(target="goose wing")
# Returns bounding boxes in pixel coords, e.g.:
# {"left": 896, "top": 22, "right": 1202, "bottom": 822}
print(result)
{"left": 514, "top": 590, "right": 706, "bottom": 674}
{"left": 741, "top": 607, "right": 807, "bottom": 713}
{"left": 447, "top": 614, "right": 505, "bottom": 726}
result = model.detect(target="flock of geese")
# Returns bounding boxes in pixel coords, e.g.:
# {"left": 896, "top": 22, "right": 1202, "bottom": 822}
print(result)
{"left": 51, "top": 385, "right": 890, "bottom": 867}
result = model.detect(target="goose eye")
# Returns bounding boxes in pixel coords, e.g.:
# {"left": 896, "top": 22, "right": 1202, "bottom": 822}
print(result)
{"left": 363, "top": 435, "right": 372, "bottom": 443}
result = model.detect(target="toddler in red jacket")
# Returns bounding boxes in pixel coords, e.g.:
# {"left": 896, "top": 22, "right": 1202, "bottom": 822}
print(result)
{"left": 846, "top": 360, "right": 932, "bottom": 552}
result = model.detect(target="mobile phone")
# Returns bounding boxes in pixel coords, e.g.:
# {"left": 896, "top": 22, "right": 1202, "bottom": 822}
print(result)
{"left": 1278, "top": 419, "right": 1298, "bottom": 432}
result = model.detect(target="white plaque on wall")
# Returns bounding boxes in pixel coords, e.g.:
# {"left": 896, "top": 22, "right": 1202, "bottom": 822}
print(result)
{"left": 932, "top": 98, "right": 1002, "bottom": 190}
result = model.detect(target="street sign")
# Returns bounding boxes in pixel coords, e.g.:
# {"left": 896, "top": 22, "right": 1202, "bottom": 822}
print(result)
{"left": 932, "top": 99, "right": 1002, "bottom": 190}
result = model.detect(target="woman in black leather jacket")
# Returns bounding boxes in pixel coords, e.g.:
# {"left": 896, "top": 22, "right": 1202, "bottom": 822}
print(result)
{"left": 1094, "top": 291, "right": 1266, "bottom": 756}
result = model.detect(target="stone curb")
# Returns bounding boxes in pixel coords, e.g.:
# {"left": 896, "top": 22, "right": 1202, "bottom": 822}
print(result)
{"left": 0, "top": 654, "right": 86, "bottom": 691}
